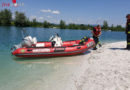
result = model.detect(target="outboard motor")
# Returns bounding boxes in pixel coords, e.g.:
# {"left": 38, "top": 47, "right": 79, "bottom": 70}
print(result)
{"left": 11, "top": 36, "right": 37, "bottom": 51}
{"left": 21, "top": 36, "right": 37, "bottom": 47}
{"left": 49, "top": 34, "right": 63, "bottom": 47}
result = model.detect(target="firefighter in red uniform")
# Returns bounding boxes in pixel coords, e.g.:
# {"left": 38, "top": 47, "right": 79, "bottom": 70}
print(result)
{"left": 92, "top": 25, "right": 102, "bottom": 50}
{"left": 126, "top": 14, "right": 130, "bottom": 50}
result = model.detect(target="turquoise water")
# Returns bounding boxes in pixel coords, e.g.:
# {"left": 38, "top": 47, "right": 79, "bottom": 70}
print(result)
{"left": 0, "top": 26, "right": 126, "bottom": 90}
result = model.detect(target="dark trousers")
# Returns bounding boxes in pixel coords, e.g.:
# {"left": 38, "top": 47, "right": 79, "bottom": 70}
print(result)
{"left": 127, "top": 34, "right": 130, "bottom": 49}
{"left": 93, "top": 36, "right": 101, "bottom": 48}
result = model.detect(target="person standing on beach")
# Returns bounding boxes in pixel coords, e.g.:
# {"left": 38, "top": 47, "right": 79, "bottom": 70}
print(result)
{"left": 92, "top": 25, "right": 102, "bottom": 50}
{"left": 126, "top": 14, "right": 130, "bottom": 50}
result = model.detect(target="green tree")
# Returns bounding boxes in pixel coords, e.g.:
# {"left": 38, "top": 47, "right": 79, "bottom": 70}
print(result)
{"left": 43, "top": 20, "right": 50, "bottom": 28}
{"left": 14, "top": 11, "right": 28, "bottom": 27}
{"left": 59, "top": 20, "right": 66, "bottom": 29}
{"left": 110, "top": 24, "right": 114, "bottom": 30}
{"left": 68, "top": 23, "right": 75, "bottom": 29}
{"left": 103, "top": 20, "right": 108, "bottom": 30}
{"left": 32, "top": 18, "right": 37, "bottom": 27}
{"left": 68, "top": 23, "right": 79, "bottom": 29}
{"left": 0, "top": 9, "right": 12, "bottom": 26}
{"left": 79, "top": 24, "right": 86, "bottom": 30}
{"left": 83, "top": 24, "right": 92, "bottom": 30}
{"left": 115, "top": 25, "right": 125, "bottom": 31}
{"left": 26, "top": 18, "right": 31, "bottom": 27}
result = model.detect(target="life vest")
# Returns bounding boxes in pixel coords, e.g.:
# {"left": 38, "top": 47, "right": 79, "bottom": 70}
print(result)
{"left": 12, "top": 0, "right": 16, "bottom": 4}
{"left": 93, "top": 27, "right": 101, "bottom": 36}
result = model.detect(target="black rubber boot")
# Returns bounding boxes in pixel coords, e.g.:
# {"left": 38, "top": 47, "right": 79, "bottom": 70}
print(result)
{"left": 128, "top": 47, "right": 130, "bottom": 50}
{"left": 93, "top": 47, "right": 97, "bottom": 50}
{"left": 99, "top": 44, "right": 102, "bottom": 47}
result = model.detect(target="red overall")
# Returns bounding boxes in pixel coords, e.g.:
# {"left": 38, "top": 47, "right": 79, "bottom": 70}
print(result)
{"left": 12, "top": 0, "right": 16, "bottom": 4}
{"left": 93, "top": 26, "right": 102, "bottom": 50}
{"left": 93, "top": 27, "right": 101, "bottom": 37}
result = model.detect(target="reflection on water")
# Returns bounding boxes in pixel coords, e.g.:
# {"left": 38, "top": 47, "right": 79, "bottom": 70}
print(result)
{"left": 13, "top": 53, "right": 88, "bottom": 64}
{"left": 13, "top": 50, "right": 91, "bottom": 65}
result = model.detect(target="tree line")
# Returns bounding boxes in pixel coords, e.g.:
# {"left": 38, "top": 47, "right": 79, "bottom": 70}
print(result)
{"left": 0, "top": 9, "right": 125, "bottom": 31}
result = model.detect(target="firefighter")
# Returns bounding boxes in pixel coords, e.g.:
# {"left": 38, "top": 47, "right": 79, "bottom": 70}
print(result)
{"left": 92, "top": 25, "right": 102, "bottom": 50}
{"left": 126, "top": 14, "right": 130, "bottom": 50}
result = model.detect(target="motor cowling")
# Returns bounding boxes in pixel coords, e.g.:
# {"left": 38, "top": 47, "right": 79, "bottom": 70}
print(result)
{"left": 21, "top": 36, "right": 37, "bottom": 47}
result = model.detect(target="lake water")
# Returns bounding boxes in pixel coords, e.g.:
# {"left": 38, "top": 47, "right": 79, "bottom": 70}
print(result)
{"left": 0, "top": 26, "right": 126, "bottom": 90}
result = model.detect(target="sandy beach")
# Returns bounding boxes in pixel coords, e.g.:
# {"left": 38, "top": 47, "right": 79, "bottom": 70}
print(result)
{"left": 73, "top": 41, "right": 130, "bottom": 90}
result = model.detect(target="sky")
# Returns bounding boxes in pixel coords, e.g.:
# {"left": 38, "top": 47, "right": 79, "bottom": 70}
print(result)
{"left": 0, "top": 0, "right": 130, "bottom": 26}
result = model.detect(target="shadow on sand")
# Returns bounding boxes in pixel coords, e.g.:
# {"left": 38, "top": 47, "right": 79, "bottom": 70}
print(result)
{"left": 109, "top": 48, "right": 126, "bottom": 50}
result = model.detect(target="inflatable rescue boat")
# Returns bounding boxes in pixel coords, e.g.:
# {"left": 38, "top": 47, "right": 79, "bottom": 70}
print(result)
{"left": 11, "top": 34, "right": 95, "bottom": 57}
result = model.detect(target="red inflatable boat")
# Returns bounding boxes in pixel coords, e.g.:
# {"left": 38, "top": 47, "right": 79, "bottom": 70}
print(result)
{"left": 12, "top": 36, "right": 95, "bottom": 58}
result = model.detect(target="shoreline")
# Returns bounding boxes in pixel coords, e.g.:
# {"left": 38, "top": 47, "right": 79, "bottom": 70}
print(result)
{"left": 0, "top": 26, "right": 125, "bottom": 32}
{"left": 72, "top": 41, "right": 130, "bottom": 90}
